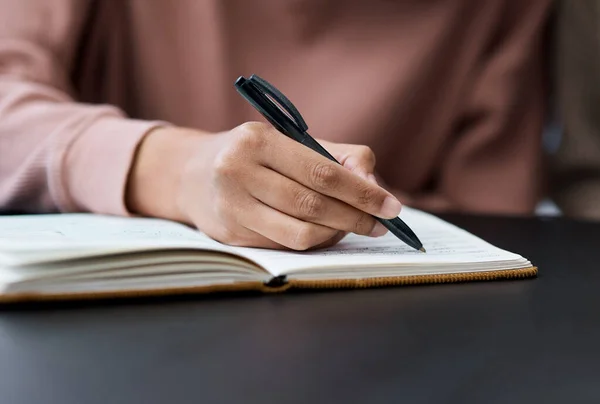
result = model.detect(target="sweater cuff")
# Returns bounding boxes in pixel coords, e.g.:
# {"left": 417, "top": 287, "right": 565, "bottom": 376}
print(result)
{"left": 59, "top": 117, "right": 168, "bottom": 215}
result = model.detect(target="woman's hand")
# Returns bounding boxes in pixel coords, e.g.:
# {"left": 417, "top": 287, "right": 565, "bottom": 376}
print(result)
{"left": 127, "top": 122, "right": 402, "bottom": 250}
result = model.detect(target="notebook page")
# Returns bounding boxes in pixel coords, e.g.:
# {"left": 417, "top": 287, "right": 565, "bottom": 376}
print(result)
{"left": 231, "top": 208, "right": 529, "bottom": 277}
{"left": 0, "top": 214, "right": 230, "bottom": 266}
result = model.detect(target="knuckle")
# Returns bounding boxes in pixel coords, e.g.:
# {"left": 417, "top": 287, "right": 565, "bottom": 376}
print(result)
{"left": 310, "top": 162, "right": 339, "bottom": 190}
{"left": 213, "top": 152, "right": 235, "bottom": 176}
{"left": 356, "top": 184, "right": 380, "bottom": 208}
{"left": 234, "top": 122, "right": 267, "bottom": 150}
{"left": 295, "top": 189, "right": 326, "bottom": 219}
{"left": 236, "top": 121, "right": 268, "bottom": 134}
{"left": 237, "top": 121, "right": 262, "bottom": 131}
{"left": 359, "top": 146, "right": 376, "bottom": 166}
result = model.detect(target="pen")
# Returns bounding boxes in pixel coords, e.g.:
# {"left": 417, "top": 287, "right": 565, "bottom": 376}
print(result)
{"left": 234, "top": 74, "right": 425, "bottom": 253}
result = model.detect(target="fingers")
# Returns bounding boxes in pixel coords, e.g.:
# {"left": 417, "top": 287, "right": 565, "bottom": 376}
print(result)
{"left": 246, "top": 166, "right": 388, "bottom": 237}
{"left": 311, "top": 231, "right": 348, "bottom": 250}
{"left": 258, "top": 133, "right": 402, "bottom": 219}
{"left": 237, "top": 199, "right": 342, "bottom": 251}
{"left": 216, "top": 225, "right": 288, "bottom": 250}
{"left": 204, "top": 192, "right": 344, "bottom": 251}
{"left": 217, "top": 221, "right": 347, "bottom": 251}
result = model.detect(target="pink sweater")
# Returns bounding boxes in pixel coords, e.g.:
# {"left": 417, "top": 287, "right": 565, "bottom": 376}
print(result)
{"left": 0, "top": 0, "right": 550, "bottom": 215}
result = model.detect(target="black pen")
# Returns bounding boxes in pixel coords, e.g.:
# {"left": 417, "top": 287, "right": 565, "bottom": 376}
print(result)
{"left": 234, "top": 74, "right": 425, "bottom": 253}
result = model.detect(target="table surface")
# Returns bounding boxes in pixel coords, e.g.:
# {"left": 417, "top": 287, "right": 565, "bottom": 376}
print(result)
{"left": 1, "top": 213, "right": 599, "bottom": 404}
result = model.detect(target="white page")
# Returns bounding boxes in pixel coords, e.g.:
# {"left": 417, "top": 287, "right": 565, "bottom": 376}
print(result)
{"left": 0, "top": 214, "right": 232, "bottom": 266}
{"left": 231, "top": 207, "right": 529, "bottom": 276}
{"left": 0, "top": 209, "right": 530, "bottom": 281}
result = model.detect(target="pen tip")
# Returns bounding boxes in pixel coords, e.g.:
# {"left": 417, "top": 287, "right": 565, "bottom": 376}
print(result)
{"left": 419, "top": 247, "right": 426, "bottom": 253}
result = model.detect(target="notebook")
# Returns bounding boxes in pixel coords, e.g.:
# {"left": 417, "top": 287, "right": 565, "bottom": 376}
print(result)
{"left": 0, "top": 207, "right": 536, "bottom": 303}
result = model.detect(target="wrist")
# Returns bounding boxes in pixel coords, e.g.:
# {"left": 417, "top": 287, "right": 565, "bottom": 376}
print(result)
{"left": 125, "top": 127, "right": 211, "bottom": 222}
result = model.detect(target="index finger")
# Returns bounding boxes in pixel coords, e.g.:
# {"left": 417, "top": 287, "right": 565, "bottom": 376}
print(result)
{"left": 258, "top": 132, "right": 402, "bottom": 219}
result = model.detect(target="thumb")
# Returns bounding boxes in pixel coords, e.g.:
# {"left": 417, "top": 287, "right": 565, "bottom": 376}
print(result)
{"left": 318, "top": 140, "right": 377, "bottom": 181}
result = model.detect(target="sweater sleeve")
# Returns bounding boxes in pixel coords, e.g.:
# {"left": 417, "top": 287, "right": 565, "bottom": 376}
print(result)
{"left": 0, "top": 0, "right": 165, "bottom": 215}
{"left": 412, "top": 1, "right": 550, "bottom": 215}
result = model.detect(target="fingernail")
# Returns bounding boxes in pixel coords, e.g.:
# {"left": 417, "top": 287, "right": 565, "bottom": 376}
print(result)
{"left": 369, "top": 222, "right": 388, "bottom": 237}
{"left": 380, "top": 196, "right": 402, "bottom": 218}
{"left": 367, "top": 174, "right": 378, "bottom": 185}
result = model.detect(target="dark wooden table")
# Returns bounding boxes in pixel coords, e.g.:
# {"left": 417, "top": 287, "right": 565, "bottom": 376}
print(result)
{"left": 1, "top": 214, "right": 599, "bottom": 404}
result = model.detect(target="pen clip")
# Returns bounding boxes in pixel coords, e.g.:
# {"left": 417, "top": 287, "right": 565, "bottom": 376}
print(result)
{"left": 247, "top": 74, "right": 309, "bottom": 132}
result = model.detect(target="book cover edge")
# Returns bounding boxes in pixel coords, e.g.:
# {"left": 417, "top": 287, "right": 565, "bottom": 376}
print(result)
{"left": 0, "top": 267, "right": 537, "bottom": 304}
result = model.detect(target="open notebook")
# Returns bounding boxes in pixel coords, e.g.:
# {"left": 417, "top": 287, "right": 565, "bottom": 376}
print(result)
{"left": 0, "top": 207, "right": 536, "bottom": 302}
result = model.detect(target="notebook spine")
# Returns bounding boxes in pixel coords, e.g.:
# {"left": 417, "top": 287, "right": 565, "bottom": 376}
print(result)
{"left": 264, "top": 275, "right": 288, "bottom": 288}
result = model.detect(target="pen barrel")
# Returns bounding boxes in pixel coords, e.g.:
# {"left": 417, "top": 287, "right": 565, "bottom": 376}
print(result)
{"left": 299, "top": 134, "right": 339, "bottom": 163}
{"left": 377, "top": 217, "right": 423, "bottom": 251}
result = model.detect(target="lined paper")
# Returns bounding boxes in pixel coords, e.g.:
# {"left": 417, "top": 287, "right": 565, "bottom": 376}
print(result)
{"left": 231, "top": 208, "right": 528, "bottom": 276}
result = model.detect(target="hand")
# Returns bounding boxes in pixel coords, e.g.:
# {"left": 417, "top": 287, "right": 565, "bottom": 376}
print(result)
{"left": 127, "top": 123, "right": 402, "bottom": 250}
